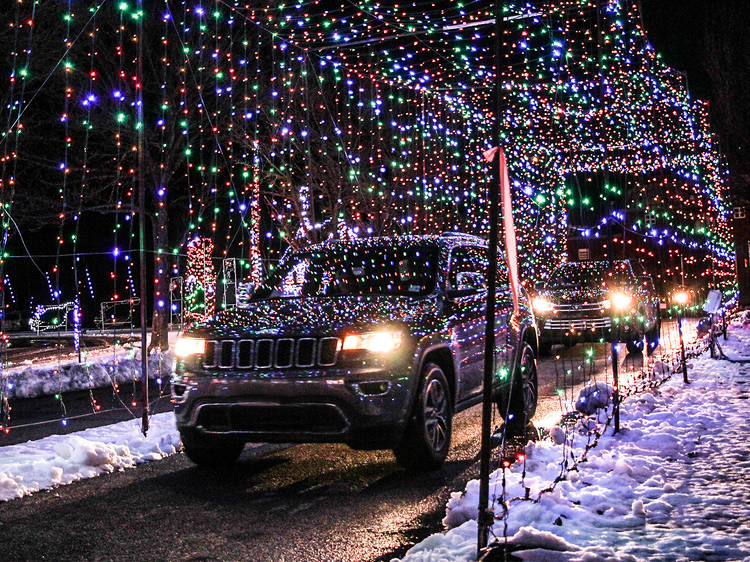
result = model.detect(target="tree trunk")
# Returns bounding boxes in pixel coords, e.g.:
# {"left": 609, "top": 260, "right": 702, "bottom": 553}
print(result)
{"left": 148, "top": 191, "right": 170, "bottom": 351}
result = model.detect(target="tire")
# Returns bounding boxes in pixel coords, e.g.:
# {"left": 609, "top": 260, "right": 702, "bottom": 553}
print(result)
{"left": 181, "top": 430, "right": 245, "bottom": 466}
{"left": 495, "top": 343, "right": 538, "bottom": 426}
{"left": 646, "top": 313, "right": 661, "bottom": 356}
{"left": 394, "top": 363, "right": 453, "bottom": 471}
{"left": 538, "top": 341, "right": 553, "bottom": 357}
{"left": 626, "top": 338, "right": 644, "bottom": 355}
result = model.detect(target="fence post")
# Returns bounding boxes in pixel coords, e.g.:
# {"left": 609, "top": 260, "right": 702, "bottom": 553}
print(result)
{"left": 612, "top": 342, "right": 619, "bottom": 434}
{"left": 677, "top": 312, "right": 688, "bottom": 384}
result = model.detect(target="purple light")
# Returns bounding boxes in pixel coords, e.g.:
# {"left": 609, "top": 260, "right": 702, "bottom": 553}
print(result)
{"left": 194, "top": 6, "right": 204, "bottom": 16}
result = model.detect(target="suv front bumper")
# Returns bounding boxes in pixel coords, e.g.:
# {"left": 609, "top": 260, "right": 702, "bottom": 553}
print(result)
{"left": 172, "top": 364, "right": 414, "bottom": 449}
{"left": 538, "top": 315, "right": 642, "bottom": 344}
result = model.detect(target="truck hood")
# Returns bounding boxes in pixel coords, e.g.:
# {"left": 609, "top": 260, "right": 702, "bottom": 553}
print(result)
{"left": 542, "top": 285, "right": 607, "bottom": 305}
{"left": 196, "top": 295, "right": 442, "bottom": 338}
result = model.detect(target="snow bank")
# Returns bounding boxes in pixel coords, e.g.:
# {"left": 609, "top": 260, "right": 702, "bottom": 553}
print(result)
{"left": 399, "top": 325, "right": 750, "bottom": 561}
{"left": 0, "top": 412, "right": 180, "bottom": 502}
{"left": 2, "top": 350, "right": 173, "bottom": 399}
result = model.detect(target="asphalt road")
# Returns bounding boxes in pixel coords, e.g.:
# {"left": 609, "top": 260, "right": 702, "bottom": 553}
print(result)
{"left": 1, "top": 322, "right": 690, "bottom": 561}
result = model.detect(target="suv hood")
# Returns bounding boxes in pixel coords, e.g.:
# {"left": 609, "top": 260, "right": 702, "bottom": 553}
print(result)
{"left": 199, "top": 295, "right": 441, "bottom": 338}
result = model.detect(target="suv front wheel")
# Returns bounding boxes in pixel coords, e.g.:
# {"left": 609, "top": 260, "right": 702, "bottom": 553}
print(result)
{"left": 394, "top": 362, "right": 453, "bottom": 471}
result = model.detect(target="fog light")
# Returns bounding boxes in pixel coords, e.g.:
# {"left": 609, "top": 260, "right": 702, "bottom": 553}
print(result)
{"left": 355, "top": 381, "right": 392, "bottom": 396}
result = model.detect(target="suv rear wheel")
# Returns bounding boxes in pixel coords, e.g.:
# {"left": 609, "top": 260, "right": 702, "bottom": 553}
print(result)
{"left": 496, "top": 343, "right": 538, "bottom": 427}
{"left": 394, "top": 362, "right": 453, "bottom": 471}
{"left": 181, "top": 430, "right": 245, "bottom": 466}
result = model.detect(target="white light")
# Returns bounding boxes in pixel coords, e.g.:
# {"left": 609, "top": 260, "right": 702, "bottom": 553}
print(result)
{"left": 532, "top": 296, "right": 555, "bottom": 314}
{"left": 175, "top": 337, "right": 205, "bottom": 358}
{"left": 342, "top": 331, "right": 403, "bottom": 353}
{"left": 610, "top": 291, "right": 633, "bottom": 311}
{"left": 673, "top": 290, "right": 689, "bottom": 306}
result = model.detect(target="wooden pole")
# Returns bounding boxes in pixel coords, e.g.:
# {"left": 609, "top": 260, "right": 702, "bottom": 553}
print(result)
{"left": 137, "top": 0, "right": 149, "bottom": 435}
{"left": 477, "top": 0, "right": 505, "bottom": 555}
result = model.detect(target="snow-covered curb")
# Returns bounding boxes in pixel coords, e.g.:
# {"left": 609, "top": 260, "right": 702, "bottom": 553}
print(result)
{"left": 400, "top": 326, "right": 750, "bottom": 560}
{"left": 0, "top": 412, "right": 180, "bottom": 502}
{"left": 2, "top": 351, "right": 173, "bottom": 399}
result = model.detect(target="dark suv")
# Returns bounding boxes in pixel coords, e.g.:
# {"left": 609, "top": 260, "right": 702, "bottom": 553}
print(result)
{"left": 172, "top": 234, "right": 538, "bottom": 470}
{"left": 533, "top": 259, "right": 660, "bottom": 355}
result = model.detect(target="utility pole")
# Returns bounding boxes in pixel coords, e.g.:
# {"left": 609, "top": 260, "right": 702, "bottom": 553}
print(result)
{"left": 477, "top": 0, "right": 505, "bottom": 555}
{"left": 137, "top": 0, "right": 149, "bottom": 435}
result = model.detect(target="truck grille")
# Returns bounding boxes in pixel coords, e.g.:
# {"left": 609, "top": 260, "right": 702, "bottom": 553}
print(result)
{"left": 201, "top": 337, "right": 341, "bottom": 369}
{"left": 545, "top": 317, "right": 611, "bottom": 331}
{"left": 554, "top": 301, "right": 607, "bottom": 315}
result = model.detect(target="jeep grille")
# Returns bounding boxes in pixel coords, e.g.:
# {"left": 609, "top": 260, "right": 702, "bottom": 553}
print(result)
{"left": 201, "top": 337, "right": 341, "bottom": 369}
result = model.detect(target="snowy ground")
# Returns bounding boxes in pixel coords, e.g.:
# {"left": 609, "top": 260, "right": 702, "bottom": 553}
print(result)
{"left": 3, "top": 350, "right": 173, "bottom": 400}
{"left": 400, "top": 320, "right": 750, "bottom": 561}
{"left": 2, "top": 335, "right": 177, "bottom": 399}
{"left": 0, "top": 411, "right": 181, "bottom": 502}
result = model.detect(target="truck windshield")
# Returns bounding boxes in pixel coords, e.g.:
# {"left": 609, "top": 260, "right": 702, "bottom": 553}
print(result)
{"left": 548, "top": 261, "right": 632, "bottom": 288}
{"left": 258, "top": 242, "right": 438, "bottom": 298}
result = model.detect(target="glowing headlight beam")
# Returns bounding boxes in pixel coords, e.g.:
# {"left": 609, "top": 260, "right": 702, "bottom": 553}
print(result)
{"left": 673, "top": 290, "right": 689, "bottom": 306}
{"left": 609, "top": 291, "right": 633, "bottom": 311}
{"left": 532, "top": 296, "right": 554, "bottom": 314}
{"left": 175, "top": 337, "right": 206, "bottom": 358}
{"left": 341, "top": 331, "right": 403, "bottom": 353}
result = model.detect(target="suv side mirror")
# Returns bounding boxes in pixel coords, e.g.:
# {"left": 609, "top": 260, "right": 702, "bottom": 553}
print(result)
{"left": 447, "top": 271, "right": 486, "bottom": 298}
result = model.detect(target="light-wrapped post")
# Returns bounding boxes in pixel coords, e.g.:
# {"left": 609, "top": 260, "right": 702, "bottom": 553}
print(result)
{"left": 477, "top": 0, "right": 505, "bottom": 555}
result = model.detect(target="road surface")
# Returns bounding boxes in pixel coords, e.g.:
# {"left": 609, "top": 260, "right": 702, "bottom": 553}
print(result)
{"left": 1, "top": 321, "right": 693, "bottom": 560}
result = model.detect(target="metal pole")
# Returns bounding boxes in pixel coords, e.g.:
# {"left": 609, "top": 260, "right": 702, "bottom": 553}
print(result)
{"left": 477, "top": 0, "right": 505, "bottom": 555}
{"left": 677, "top": 312, "right": 688, "bottom": 384}
{"left": 137, "top": 0, "right": 149, "bottom": 435}
{"left": 612, "top": 342, "right": 619, "bottom": 434}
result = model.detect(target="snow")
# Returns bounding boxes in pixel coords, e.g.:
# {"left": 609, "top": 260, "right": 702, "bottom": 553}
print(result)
{"left": 0, "top": 412, "right": 180, "bottom": 502}
{"left": 1, "top": 347, "right": 173, "bottom": 399}
{"left": 399, "top": 322, "right": 750, "bottom": 561}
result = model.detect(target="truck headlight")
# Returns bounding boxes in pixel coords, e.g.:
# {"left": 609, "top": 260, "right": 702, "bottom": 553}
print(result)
{"left": 532, "top": 296, "right": 555, "bottom": 314}
{"left": 342, "top": 330, "right": 403, "bottom": 353}
{"left": 609, "top": 291, "right": 633, "bottom": 311}
{"left": 175, "top": 336, "right": 206, "bottom": 358}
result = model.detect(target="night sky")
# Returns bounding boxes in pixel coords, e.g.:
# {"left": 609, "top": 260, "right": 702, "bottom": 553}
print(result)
{"left": 641, "top": 0, "right": 710, "bottom": 98}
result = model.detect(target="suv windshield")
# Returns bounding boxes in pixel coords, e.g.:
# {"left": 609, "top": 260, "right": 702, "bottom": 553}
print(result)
{"left": 548, "top": 261, "right": 632, "bottom": 288}
{"left": 258, "top": 242, "right": 438, "bottom": 298}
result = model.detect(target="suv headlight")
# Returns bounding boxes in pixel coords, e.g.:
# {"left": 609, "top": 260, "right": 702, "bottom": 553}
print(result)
{"left": 609, "top": 291, "right": 633, "bottom": 311}
{"left": 341, "top": 330, "right": 403, "bottom": 353}
{"left": 175, "top": 336, "right": 206, "bottom": 358}
{"left": 532, "top": 296, "right": 555, "bottom": 314}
